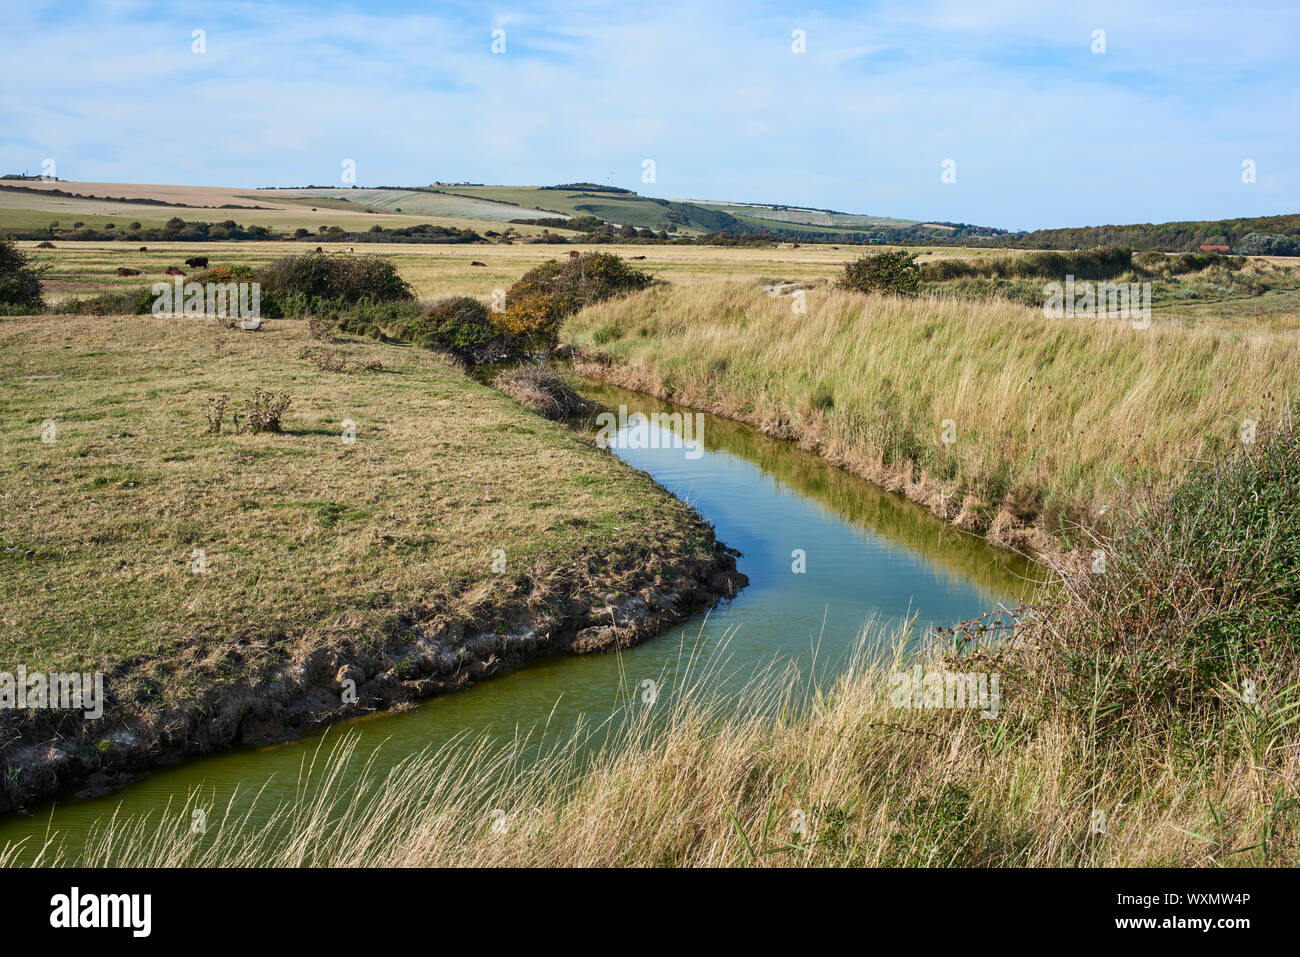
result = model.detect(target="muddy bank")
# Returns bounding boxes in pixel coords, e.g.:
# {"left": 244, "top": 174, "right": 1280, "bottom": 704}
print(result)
{"left": 0, "top": 535, "right": 744, "bottom": 813}
{"left": 569, "top": 353, "right": 1081, "bottom": 573}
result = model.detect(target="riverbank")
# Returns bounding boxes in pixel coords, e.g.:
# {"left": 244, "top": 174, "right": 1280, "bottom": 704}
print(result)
{"left": 0, "top": 313, "right": 743, "bottom": 810}
{"left": 561, "top": 280, "right": 1300, "bottom": 561}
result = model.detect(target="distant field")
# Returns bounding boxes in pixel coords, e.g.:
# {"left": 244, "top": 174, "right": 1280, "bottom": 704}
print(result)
{"left": 265, "top": 187, "right": 569, "bottom": 223}
{"left": 433, "top": 185, "right": 740, "bottom": 233}
{"left": 0, "top": 182, "right": 562, "bottom": 236}
{"left": 692, "top": 199, "right": 919, "bottom": 229}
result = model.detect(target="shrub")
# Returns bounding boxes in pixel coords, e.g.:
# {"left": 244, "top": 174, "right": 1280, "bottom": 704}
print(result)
{"left": 205, "top": 394, "right": 229, "bottom": 434}
{"left": 400, "top": 295, "right": 513, "bottom": 363}
{"left": 840, "top": 250, "right": 922, "bottom": 297}
{"left": 259, "top": 252, "right": 414, "bottom": 309}
{"left": 1237, "top": 232, "right": 1300, "bottom": 257}
{"left": 1030, "top": 410, "right": 1300, "bottom": 745}
{"left": 501, "top": 252, "right": 655, "bottom": 351}
{"left": 307, "top": 317, "right": 337, "bottom": 342}
{"left": 493, "top": 365, "right": 594, "bottom": 420}
{"left": 922, "top": 247, "right": 1134, "bottom": 282}
{"left": 49, "top": 286, "right": 156, "bottom": 316}
{"left": 0, "top": 236, "right": 46, "bottom": 311}
{"left": 244, "top": 390, "right": 291, "bottom": 433}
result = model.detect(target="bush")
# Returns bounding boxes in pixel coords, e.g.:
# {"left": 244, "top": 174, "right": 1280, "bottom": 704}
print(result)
{"left": 244, "top": 390, "right": 291, "bottom": 433}
{"left": 1031, "top": 411, "right": 1300, "bottom": 745}
{"left": 49, "top": 286, "right": 156, "bottom": 316}
{"left": 501, "top": 252, "right": 655, "bottom": 350}
{"left": 493, "top": 365, "right": 594, "bottom": 420}
{"left": 259, "top": 252, "right": 414, "bottom": 309}
{"left": 840, "top": 250, "right": 922, "bottom": 297}
{"left": 922, "top": 247, "right": 1133, "bottom": 282}
{"left": 399, "top": 295, "right": 515, "bottom": 363}
{"left": 1237, "top": 232, "right": 1300, "bottom": 257}
{"left": 0, "top": 236, "right": 46, "bottom": 311}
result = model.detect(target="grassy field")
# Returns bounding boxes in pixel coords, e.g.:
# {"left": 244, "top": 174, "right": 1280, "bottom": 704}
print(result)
{"left": 18, "top": 239, "right": 846, "bottom": 304}
{"left": 0, "top": 183, "right": 568, "bottom": 237}
{"left": 0, "top": 312, "right": 728, "bottom": 717}
{"left": 20, "top": 238, "right": 1149, "bottom": 306}
{"left": 268, "top": 188, "right": 561, "bottom": 223}
{"left": 691, "top": 199, "right": 921, "bottom": 229}
{"left": 563, "top": 279, "right": 1300, "bottom": 554}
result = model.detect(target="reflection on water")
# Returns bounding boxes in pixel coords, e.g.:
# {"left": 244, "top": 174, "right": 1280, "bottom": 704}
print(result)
{"left": 0, "top": 375, "right": 1045, "bottom": 862}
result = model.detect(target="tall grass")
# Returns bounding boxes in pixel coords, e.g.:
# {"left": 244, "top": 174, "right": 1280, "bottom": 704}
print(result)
{"left": 563, "top": 281, "right": 1300, "bottom": 550}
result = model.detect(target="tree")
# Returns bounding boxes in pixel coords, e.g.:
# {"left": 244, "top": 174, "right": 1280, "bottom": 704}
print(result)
{"left": 0, "top": 236, "right": 47, "bottom": 311}
{"left": 839, "top": 250, "right": 922, "bottom": 297}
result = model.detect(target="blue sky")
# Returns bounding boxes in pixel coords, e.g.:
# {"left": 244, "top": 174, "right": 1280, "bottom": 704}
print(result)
{"left": 1, "top": 0, "right": 1295, "bottom": 230}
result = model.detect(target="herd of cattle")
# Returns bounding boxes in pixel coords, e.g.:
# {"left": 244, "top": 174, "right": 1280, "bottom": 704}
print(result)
{"left": 115, "top": 256, "right": 208, "bottom": 278}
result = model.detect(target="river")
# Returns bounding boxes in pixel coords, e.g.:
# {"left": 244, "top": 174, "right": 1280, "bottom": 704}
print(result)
{"left": 0, "top": 377, "right": 1043, "bottom": 862}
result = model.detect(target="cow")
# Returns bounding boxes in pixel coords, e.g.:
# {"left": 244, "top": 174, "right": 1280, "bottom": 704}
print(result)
{"left": 315, "top": 246, "right": 323, "bottom": 252}
{"left": 184, "top": 256, "right": 208, "bottom": 268}
{"left": 470, "top": 261, "right": 487, "bottom": 267}
{"left": 116, "top": 267, "right": 140, "bottom": 276}
{"left": 630, "top": 255, "right": 646, "bottom": 260}
{"left": 569, "top": 250, "right": 580, "bottom": 259}
{"left": 165, "top": 267, "right": 185, "bottom": 276}
{"left": 139, "top": 246, "right": 148, "bottom": 252}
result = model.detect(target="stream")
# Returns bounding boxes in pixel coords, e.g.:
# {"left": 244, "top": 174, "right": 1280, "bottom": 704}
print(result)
{"left": 0, "top": 377, "right": 1043, "bottom": 861}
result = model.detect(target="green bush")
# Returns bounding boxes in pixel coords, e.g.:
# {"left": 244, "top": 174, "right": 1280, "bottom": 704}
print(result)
{"left": 0, "top": 236, "right": 46, "bottom": 311}
{"left": 49, "top": 286, "right": 156, "bottom": 316}
{"left": 922, "top": 247, "right": 1133, "bottom": 282}
{"left": 259, "top": 252, "right": 414, "bottom": 308}
{"left": 400, "top": 296, "right": 513, "bottom": 363}
{"left": 839, "top": 250, "right": 922, "bottom": 297}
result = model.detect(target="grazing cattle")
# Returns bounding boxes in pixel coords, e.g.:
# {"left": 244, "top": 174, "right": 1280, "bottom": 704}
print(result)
{"left": 315, "top": 246, "right": 323, "bottom": 252}
{"left": 348, "top": 247, "right": 354, "bottom": 252}
{"left": 569, "top": 250, "right": 580, "bottom": 259}
{"left": 184, "top": 256, "right": 208, "bottom": 268}
{"left": 139, "top": 246, "right": 148, "bottom": 252}
{"left": 630, "top": 255, "right": 646, "bottom": 260}
{"left": 165, "top": 267, "right": 185, "bottom": 276}
{"left": 116, "top": 267, "right": 140, "bottom": 276}
{"left": 36, "top": 241, "right": 55, "bottom": 249}
{"left": 470, "top": 261, "right": 487, "bottom": 267}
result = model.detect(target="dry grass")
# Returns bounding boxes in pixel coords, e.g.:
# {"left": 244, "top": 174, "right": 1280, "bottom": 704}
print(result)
{"left": 12, "top": 614, "right": 1295, "bottom": 868}
{"left": 493, "top": 364, "right": 595, "bottom": 420}
{"left": 564, "top": 280, "right": 1300, "bottom": 547}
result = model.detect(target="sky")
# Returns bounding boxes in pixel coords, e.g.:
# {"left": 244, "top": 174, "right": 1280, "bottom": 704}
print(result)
{"left": 0, "top": 0, "right": 1296, "bottom": 231}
